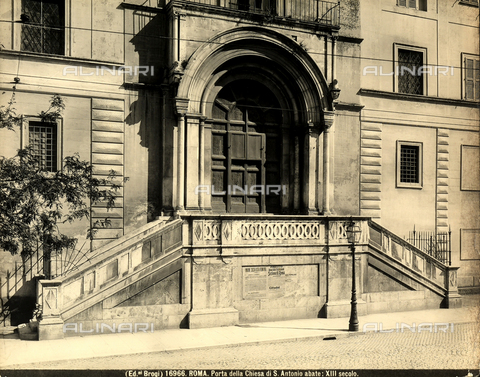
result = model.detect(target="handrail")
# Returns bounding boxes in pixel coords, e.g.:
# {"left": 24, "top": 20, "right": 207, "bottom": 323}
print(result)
{"left": 59, "top": 218, "right": 183, "bottom": 312}
{"left": 368, "top": 220, "right": 451, "bottom": 290}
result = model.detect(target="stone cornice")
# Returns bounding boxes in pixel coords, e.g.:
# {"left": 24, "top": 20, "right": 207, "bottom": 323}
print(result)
{"left": 0, "top": 49, "right": 123, "bottom": 67}
{"left": 119, "top": 2, "right": 164, "bottom": 13}
{"left": 358, "top": 88, "right": 480, "bottom": 108}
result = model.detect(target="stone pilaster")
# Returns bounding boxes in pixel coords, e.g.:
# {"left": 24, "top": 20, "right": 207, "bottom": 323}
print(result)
{"left": 38, "top": 279, "right": 64, "bottom": 340}
{"left": 436, "top": 129, "right": 449, "bottom": 233}
{"left": 360, "top": 122, "right": 382, "bottom": 219}
{"left": 91, "top": 98, "right": 125, "bottom": 250}
{"left": 444, "top": 266, "right": 462, "bottom": 308}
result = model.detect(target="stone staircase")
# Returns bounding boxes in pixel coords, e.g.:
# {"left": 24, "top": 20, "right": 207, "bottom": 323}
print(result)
{"left": 13, "top": 215, "right": 464, "bottom": 339}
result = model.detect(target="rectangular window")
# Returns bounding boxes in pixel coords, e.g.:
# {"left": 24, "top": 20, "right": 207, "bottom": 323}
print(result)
{"left": 28, "top": 121, "right": 58, "bottom": 172}
{"left": 397, "top": 0, "right": 427, "bottom": 11}
{"left": 398, "top": 49, "right": 424, "bottom": 94}
{"left": 21, "top": 0, "right": 64, "bottom": 55}
{"left": 397, "top": 141, "right": 423, "bottom": 188}
{"left": 394, "top": 45, "right": 427, "bottom": 95}
{"left": 463, "top": 54, "right": 480, "bottom": 101}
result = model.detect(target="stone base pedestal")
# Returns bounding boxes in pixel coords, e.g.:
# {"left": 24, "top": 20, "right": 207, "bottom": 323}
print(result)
{"left": 38, "top": 317, "right": 65, "bottom": 340}
{"left": 443, "top": 294, "right": 463, "bottom": 309}
{"left": 322, "top": 299, "right": 367, "bottom": 319}
{"left": 188, "top": 308, "right": 239, "bottom": 329}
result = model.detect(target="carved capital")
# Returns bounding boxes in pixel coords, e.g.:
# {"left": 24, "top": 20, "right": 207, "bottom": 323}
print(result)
{"left": 175, "top": 97, "right": 189, "bottom": 116}
{"left": 305, "top": 122, "right": 321, "bottom": 136}
{"left": 323, "top": 110, "right": 335, "bottom": 130}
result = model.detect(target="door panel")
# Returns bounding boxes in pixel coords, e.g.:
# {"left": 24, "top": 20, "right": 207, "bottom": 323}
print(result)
{"left": 209, "top": 79, "right": 284, "bottom": 214}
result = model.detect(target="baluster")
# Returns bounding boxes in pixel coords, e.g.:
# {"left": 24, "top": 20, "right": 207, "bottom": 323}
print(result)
{"left": 14, "top": 262, "right": 18, "bottom": 294}
{"left": 448, "top": 227, "right": 452, "bottom": 266}
{"left": 6, "top": 270, "right": 10, "bottom": 299}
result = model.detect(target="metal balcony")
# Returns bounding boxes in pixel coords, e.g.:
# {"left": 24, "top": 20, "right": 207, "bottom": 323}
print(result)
{"left": 180, "top": 0, "right": 340, "bottom": 27}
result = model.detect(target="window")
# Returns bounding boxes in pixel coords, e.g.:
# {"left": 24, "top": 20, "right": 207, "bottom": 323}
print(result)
{"left": 459, "top": 0, "right": 478, "bottom": 6}
{"left": 28, "top": 120, "right": 59, "bottom": 172}
{"left": 394, "top": 45, "right": 427, "bottom": 95}
{"left": 462, "top": 54, "right": 480, "bottom": 101}
{"left": 397, "top": 0, "right": 427, "bottom": 11}
{"left": 232, "top": 0, "right": 276, "bottom": 13}
{"left": 397, "top": 141, "right": 423, "bottom": 188}
{"left": 21, "top": 0, "right": 64, "bottom": 55}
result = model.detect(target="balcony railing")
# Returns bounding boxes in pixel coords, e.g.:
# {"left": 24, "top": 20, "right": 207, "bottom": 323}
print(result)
{"left": 178, "top": 0, "right": 340, "bottom": 27}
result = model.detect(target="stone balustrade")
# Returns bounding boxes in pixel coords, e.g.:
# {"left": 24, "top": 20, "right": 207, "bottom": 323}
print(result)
{"left": 188, "top": 215, "right": 370, "bottom": 247}
{"left": 60, "top": 219, "right": 183, "bottom": 311}
{"left": 368, "top": 220, "right": 461, "bottom": 307}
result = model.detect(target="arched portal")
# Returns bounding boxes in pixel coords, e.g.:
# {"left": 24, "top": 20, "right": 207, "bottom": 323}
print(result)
{"left": 173, "top": 27, "right": 334, "bottom": 214}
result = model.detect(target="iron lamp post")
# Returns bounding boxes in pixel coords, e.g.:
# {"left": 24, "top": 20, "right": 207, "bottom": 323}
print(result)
{"left": 346, "top": 218, "right": 362, "bottom": 332}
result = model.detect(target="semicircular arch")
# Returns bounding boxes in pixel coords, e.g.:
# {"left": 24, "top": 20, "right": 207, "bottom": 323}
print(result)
{"left": 177, "top": 26, "right": 332, "bottom": 125}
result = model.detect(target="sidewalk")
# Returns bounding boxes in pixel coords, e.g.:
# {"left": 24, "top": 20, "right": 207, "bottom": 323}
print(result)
{"left": 1, "top": 305, "right": 479, "bottom": 368}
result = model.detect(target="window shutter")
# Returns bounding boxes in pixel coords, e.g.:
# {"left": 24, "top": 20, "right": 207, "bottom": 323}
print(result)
{"left": 475, "top": 59, "right": 480, "bottom": 100}
{"left": 408, "top": 0, "right": 416, "bottom": 8}
{"left": 465, "top": 57, "right": 475, "bottom": 100}
{"left": 398, "top": 0, "right": 407, "bottom": 6}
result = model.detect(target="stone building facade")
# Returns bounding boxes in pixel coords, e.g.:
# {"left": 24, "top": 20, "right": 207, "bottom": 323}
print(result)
{"left": 0, "top": 0, "right": 478, "bottom": 334}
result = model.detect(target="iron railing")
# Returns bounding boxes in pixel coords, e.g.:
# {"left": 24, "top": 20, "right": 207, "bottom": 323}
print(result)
{"left": 0, "top": 241, "right": 91, "bottom": 302}
{"left": 406, "top": 228, "right": 451, "bottom": 266}
{"left": 178, "top": 0, "right": 340, "bottom": 26}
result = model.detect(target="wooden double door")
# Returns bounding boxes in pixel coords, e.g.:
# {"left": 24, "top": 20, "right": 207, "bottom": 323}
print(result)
{"left": 210, "top": 80, "right": 285, "bottom": 213}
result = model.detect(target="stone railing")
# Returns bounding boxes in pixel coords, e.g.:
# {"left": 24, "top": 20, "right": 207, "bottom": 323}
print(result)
{"left": 187, "top": 214, "right": 370, "bottom": 247}
{"left": 368, "top": 220, "right": 460, "bottom": 306}
{"left": 35, "top": 217, "right": 183, "bottom": 339}
{"left": 59, "top": 218, "right": 183, "bottom": 310}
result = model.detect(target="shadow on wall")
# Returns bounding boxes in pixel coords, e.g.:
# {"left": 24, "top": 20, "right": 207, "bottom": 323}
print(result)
{"left": 1, "top": 277, "right": 39, "bottom": 327}
{"left": 124, "top": 12, "right": 170, "bottom": 222}
{"left": 129, "top": 11, "right": 166, "bottom": 86}
{"left": 123, "top": 10, "right": 176, "bottom": 220}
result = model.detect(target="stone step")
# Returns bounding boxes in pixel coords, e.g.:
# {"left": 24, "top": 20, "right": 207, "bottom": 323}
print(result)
{"left": 461, "top": 294, "right": 480, "bottom": 308}
{"left": 0, "top": 325, "right": 17, "bottom": 335}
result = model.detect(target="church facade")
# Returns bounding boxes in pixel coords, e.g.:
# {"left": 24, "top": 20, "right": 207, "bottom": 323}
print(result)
{"left": 0, "top": 0, "right": 478, "bottom": 334}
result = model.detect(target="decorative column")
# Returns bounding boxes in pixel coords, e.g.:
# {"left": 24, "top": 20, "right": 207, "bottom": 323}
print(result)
{"left": 175, "top": 98, "right": 189, "bottom": 212}
{"left": 304, "top": 125, "right": 320, "bottom": 214}
{"left": 323, "top": 111, "right": 335, "bottom": 215}
{"left": 331, "top": 36, "right": 337, "bottom": 85}
{"left": 38, "top": 279, "right": 64, "bottom": 340}
{"left": 199, "top": 117, "right": 206, "bottom": 210}
{"left": 177, "top": 114, "right": 185, "bottom": 211}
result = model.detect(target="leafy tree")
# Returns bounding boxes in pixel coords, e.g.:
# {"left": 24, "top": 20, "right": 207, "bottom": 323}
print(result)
{"left": 0, "top": 89, "right": 122, "bottom": 277}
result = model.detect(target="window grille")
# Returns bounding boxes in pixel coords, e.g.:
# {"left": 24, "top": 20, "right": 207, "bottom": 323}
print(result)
{"left": 21, "top": 0, "right": 64, "bottom": 55}
{"left": 398, "top": 49, "right": 424, "bottom": 95}
{"left": 397, "top": 0, "right": 427, "bottom": 11}
{"left": 400, "top": 145, "right": 419, "bottom": 183}
{"left": 29, "top": 121, "right": 58, "bottom": 172}
{"left": 397, "top": 141, "right": 422, "bottom": 188}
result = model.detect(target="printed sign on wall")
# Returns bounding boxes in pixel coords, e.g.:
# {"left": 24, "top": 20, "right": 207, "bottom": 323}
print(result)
{"left": 243, "top": 265, "right": 317, "bottom": 299}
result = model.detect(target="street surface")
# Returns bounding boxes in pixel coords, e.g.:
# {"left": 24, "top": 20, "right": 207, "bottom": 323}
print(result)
{"left": 12, "top": 322, "right": 480, "bottom": 370}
